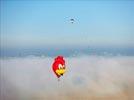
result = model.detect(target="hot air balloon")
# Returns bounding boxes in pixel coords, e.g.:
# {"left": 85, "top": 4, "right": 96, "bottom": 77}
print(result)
{"left": 70, "top": 18, "right": 75, "bottom": 24}
{"left": 52, "top": 56, "right": 66, "bottom": 79}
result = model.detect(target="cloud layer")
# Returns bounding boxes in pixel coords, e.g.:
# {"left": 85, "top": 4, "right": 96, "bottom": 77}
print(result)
{"left": 1, "top": 56, "right": 134, "bottom": 100}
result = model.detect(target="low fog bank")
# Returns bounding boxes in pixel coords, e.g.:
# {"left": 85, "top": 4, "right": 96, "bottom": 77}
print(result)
{"left": 0, "top": 56, "right": 134, "bottom": 100}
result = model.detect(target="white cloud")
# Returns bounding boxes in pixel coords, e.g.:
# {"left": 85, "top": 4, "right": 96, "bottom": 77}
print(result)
{"left": 0, "top": 56, "right": 134, "bottom": 100}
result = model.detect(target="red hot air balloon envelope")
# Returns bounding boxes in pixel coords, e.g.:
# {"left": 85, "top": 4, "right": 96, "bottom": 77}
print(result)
{"left": 52, "top": 56, "right": 66, "bottom": 80}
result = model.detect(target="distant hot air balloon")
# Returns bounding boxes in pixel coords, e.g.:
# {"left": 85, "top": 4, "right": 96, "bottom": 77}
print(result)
{"left": 52, "top": 56, "right": 66, "bottom": 79}
{"left": 70, "top": 18, "right": 75, "bottom": 24}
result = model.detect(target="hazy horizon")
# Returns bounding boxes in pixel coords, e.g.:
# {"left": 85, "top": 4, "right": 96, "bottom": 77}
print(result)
{"left": 1, "top": 46, "right": 134, "bottom": 58}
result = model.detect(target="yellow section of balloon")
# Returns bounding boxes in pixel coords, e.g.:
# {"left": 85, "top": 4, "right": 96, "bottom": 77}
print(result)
{"left": 56, "top": 69, "right": 66, "bottom": 76}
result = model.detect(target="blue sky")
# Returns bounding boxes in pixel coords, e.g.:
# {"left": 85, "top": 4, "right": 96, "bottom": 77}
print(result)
{"left": 1, "top": 0, "right": 134, "bottom": 48}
